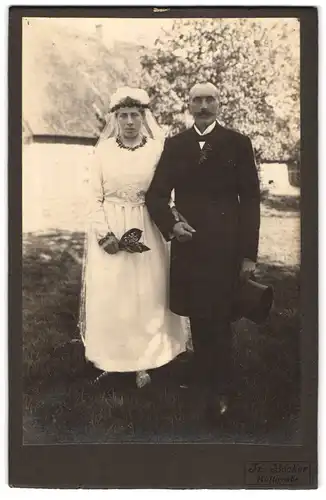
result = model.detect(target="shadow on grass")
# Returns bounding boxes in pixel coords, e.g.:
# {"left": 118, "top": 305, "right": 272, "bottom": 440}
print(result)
{"left": 22, "top": 230, "right": 301, "bottom": 445}
{"left": 262, "top": 194, "right": 300, "bottom": 213}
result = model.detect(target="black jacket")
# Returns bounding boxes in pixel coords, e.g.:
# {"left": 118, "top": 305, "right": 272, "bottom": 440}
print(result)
{"left": 145, "top": 122, "right": 261, "bottom": 317}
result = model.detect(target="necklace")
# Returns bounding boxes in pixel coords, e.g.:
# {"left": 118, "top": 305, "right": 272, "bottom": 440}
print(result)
{"left": 116, "top": 135, "right": 147, "bottom": 151}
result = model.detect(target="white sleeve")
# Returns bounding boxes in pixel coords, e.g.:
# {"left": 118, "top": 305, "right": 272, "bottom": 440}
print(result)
{"left": 87, "top": 146, "right": 111, "bottom": 239}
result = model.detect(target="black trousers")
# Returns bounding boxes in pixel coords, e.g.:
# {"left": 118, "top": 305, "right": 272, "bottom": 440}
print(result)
{"left": 189, "top": 315, "right": 234, "bottom": 397}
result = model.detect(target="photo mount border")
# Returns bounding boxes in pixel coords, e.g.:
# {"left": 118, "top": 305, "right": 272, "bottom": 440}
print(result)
{"left": 9, "top": 6, "right": 318, "bottom": 489}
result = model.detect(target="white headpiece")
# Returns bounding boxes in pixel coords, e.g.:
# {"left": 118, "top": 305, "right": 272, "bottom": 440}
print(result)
{"left": 96, "top": 86, "right": 165, "bottom": 145}
{"left": 109, "top": 87, "right": 150, "bottom": 110}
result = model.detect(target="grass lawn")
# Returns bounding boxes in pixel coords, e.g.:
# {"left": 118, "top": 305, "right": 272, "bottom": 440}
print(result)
{"left": 22, "top": 195, "right": 301, "bottom": 444}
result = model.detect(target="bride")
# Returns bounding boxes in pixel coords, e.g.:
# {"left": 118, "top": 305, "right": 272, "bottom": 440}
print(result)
{"left": 78, "top": 87, "right": 188, "bottom": 388}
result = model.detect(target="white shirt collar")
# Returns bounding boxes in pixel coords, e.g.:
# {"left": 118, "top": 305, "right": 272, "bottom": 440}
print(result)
{"left": 194, "top": 120, "right": 217, "bottom": 137}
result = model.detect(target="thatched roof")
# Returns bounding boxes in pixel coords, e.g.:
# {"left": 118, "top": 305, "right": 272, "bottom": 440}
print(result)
{"left": 23, "top": 19, "right": 143, "bottom": 137}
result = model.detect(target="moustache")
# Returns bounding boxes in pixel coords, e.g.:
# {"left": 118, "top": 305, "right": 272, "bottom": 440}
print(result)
{"left": 195, "top": 111, "right": 214, "bottom": 117}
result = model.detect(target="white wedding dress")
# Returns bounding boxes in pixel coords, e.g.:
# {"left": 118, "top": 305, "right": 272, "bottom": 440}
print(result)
{"left": 79, "top": 137, "right": 188, "bottom": 372}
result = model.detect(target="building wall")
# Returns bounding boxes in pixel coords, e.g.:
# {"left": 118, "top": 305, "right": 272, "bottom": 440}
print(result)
{"left": 23, "top": 141, "right": 300, "bottom": 234}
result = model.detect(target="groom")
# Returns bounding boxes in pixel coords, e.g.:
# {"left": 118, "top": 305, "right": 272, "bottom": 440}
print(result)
{"left": 145, "top": 82, "right": 261, "bottom": 423}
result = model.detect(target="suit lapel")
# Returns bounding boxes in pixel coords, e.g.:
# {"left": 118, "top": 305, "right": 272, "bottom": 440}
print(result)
{"left": 184, "top": 127, "right": 202, "bottom": 157}
{"left": 185, "top": 122, "right": 229, "bottom": 166}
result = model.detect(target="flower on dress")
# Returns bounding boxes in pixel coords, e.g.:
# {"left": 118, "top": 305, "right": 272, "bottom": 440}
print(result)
{"left": 112, "top": 187, "right": 146, "bottom": 204}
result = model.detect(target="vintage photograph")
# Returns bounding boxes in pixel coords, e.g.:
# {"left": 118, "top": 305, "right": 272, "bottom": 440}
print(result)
{"left": 22, "top": 15, "right": 301, "bottom": 446}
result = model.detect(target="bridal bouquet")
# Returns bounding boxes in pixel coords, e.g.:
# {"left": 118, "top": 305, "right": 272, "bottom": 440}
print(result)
{"left": 99, "top": 228, "right": 150, "bottom": 253}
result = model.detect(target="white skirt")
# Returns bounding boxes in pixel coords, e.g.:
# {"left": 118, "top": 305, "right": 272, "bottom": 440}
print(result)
{"left": 81, "top": 200, "right": 188, "bottom": 372}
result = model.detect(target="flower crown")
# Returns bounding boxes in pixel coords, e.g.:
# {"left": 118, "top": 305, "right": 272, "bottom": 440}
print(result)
{"left": 110, "top": 96, "right": 150, "bottom": 113}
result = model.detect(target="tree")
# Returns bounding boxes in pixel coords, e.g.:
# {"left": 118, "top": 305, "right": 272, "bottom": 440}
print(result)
{"left": 140, "top": 18, "right": 300, "bottom": 162}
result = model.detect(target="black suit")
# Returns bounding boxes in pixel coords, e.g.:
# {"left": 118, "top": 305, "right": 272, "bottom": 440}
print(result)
{"left": 146, "top": 122, "right": 260, "bottom": 396}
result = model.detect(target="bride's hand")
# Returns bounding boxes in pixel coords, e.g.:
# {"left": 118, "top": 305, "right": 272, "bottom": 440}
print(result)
{"left": 99, "top": 233, "right": 120, "bottom": 254}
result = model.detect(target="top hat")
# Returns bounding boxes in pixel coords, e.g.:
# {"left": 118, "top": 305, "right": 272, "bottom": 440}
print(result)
{"left": 231, "top": 278, "right": 274, "bottom": 324}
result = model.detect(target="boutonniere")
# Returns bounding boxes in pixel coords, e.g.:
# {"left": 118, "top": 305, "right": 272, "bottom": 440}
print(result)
{"left": 198, "top": 142, "right": 213, "bottom": 165}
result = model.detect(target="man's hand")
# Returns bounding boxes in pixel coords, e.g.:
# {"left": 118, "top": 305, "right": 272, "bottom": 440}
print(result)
{"left": 172, "top": 221, "right": 196, "bottom": 243}
{"left": 240, "top": 258, "right": 256, "bottom": 281}
{"left": 100, "top": 233, "right": 120, "bottom": 254}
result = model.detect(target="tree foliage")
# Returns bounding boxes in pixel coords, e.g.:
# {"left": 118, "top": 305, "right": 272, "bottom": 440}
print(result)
{"left": 140, "top": 18, "right": 300, "bottom": 162}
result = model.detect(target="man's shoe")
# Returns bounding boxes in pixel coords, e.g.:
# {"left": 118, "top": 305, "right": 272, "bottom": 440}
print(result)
{"left": 136, "top": 370, "right": 151, "bottom": 388}
{"left": 219, "top": 395, "right": 229, "bottom": 416}
{"left": 205, "top": 395, "right": 229, "bottom": 425}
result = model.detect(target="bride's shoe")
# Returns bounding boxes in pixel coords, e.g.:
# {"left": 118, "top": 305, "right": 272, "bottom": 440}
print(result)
{"left": 136, "top": 370, "right": 151, "bottom": 388}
